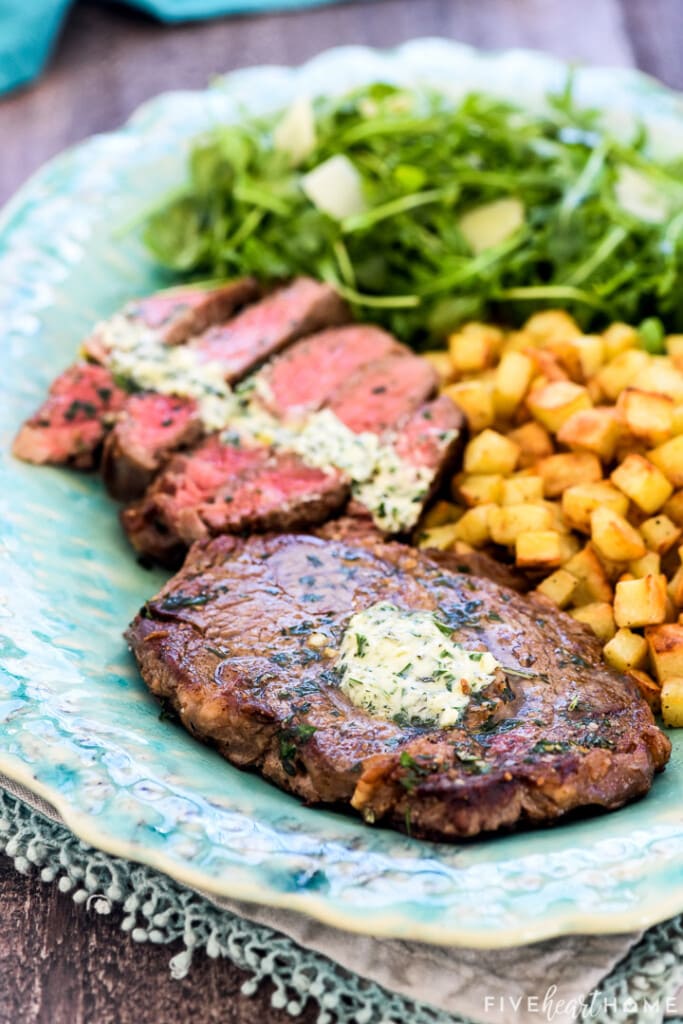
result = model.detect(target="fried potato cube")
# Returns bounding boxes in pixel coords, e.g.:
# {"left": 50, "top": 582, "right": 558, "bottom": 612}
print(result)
{"left": 493, "top": 350, "right": 535, "bottom": 418}
{"left": 611, "top": 453, "right": 673, "bottom": 513}
{"left": 637, "top": 359, "right": 683, "bottom": 401}
{"left": 672, "top": 406, "right": 683, "bottom": 435}
{"left": 626, "top": 669, "right": 662, "bottom": 714}
{"left": 423, "top": 350, "right": 454, "bottom": 384}
{"left": 456, "top": 473, "right": 504, "bottom": 507}
{"left": 640, "top": 514, "right": 682, "bottom": 555}
{"left": 523, "top": 310, "right": 582, "bottom": 344}
{"left": 570, "top": 602, "right": 616, "bottom": 642}
{"left": 489, "top": 503, "right": 554, "bottom": 546}
{"left": 526, "top": 380, "right": 592, "bottom": 434}
{"left": 591, "top": 506, "right": 647, "bottom": 562}
{"left": 515, "top": 530, "right": 563, "bottom": 570}
{"left": 534, "top": 568, "right": 579, "bottom": 608}
{"left": 667, "top": 335, "right": 683, "bottom": 364}
{"left": 501, "top": 474, "right": 545, "bottom": 505}
{"left": 448, "top": 324, "right": 500, "bottom": 374}
{"left": 602, "top": 322, "right": 639, "bottom": 360}
{"left": 595, "top": 349, "right": 650, "bottom": 401}
{"left": 556, "top": 407, "right": 621, "bottom": 461}
{"left": 506, "top": 421, "right": 554, "bottom": 468}
{"left": 558, "top": 533, "right": 581, "bottom": 563}
{"left": 603, "top": 628, "right": 649, "bottom": 673}
{"left": 463, "top": 429, "right": 520, "bottom": 475}
{"left": 616, "top": 388, "right": 674, "bottom": 446}
{"left": 565, "top": 545, "right": 614, "bottom": 604}
{"left": 668, "top": 565, "right": 683, "bottom": 608}
{"left": 645, "top": 622, "right": 683, "bottom": 682}
{"left": 663, "top": 491, "right": 683, "bottom": 527}
{"left": 661, "top": 678, "right": 683, "bottom": 726}
{"left": 649, "top": 436, "right": 683, "bottom": 488}
{"left": 553, "top": 334, "right": 605, "bottom": 381}
{"left": 417, "top": 523, "right": 462, "bottom": 551}
{"left": 451, "top": 504, "right": 497, "bottom": 548}
{"left": 421, "top": 499, "right": 462, "bottom": 528}
{"left": 535, "top": 452, "right": 602, "bottom": 499}
{"left": 443, "top": 381, "right": 495, "bottom": 434}
{"left": 561, "top": 482, "right": 629, "bottom": 535}
{"left": 629, "top": 551, "right": 661, "bottom": 578}
{"left": 614, "top": 575, "right": 668, "bottom": 628}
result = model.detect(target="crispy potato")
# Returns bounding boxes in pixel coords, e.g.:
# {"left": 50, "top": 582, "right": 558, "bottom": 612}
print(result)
{"left": 616, "top": 388, "right": 674, "bottom": 445}
{"left": 673, "top": 406, "right": 683, "bottom": 435}
{"left": 645, "top": 622, "right": 683, "bottom": 682}
{"left": 449, "top": 325, "right": 501, "bottom": 374}
{"left": 493, "top": 350, "right": 535, "bottom": 417}
{"left": 551, "top": 334, "right": 604, "bottom": 382}
{"left": 444, "top": 380, "right": 495, "bottom": 433}
{"left": 667, "top": 565, "right": 683, "bottom": 608}
{"left": 603, "top": 628, "right": 649, "bottom": 672}
{"left": 649, "top": 435, "right": 683, "bottom": 488}
{"left": 451, "top": 504, "right": 497, "bottom": 548}
{"left": 661, "top": 678, "right": 683, "bottom": 726}
{"left": 417, "top": 524, "right": 462, "bottom": 551}
{"left": 489, "top": 503, "right": 554, "bottom": 546}
{"left": 611, "top": 454, "right": 673, "bottom": 514}
{"left": 628, "top": 551, "right": 661, "bottom": 578}
{"left": 515, "top": 530, "right": 563, "bottom": 570}
{"left": 614, "top": 575, "right": 668, "bottom": 628}
{"left": 526, "top": 380, "right": 592, "bottom": 434}
{"left": 464, "top": 429, "right": 520, "bottom": 475}
{"left": 506, "top": 421, "right": 554, "bottom": 468}
{"left": 570, "top": 602, "right": 616, "bottom": 642}
{"left": 535, "top": 452, "right": 602, "bottom": 499}
{"left": 421, "top": 500, "right": 462, "bottom": 528}
{"left": 663, "top": 491, "right": 683, "bottom": 527}
{"left": 561, "top": 482, "right": 629, "bottom": 534}
{"left": 637, "top": 359, "right": 683, "bottom": 401}
{"left": 456, "top": 473, "right": 504, "bottom": 507}
{"left": 626, "top": 669, "right": 662, "bottom": 714}
{"left": 534, "top": 568, "right": 579, "bottom": 608}
{"left": 523, "top": 310, "right": 582, "bottom": 344}
{"left": 556, "top": 407, "right": 621, "bottom": 461}
{"left": 422, "top": 351, "right": 455, "bottom": 384}
{"left": 564, "top": 545, "right": 613, "bottom": 604}
{"left": 602, "top": 322, "right": 639, "bottom": 360}
{"left": 591, "top": 506, "right": 647, "bottom": 562}
{"left": 501, "top": 474, "right": 545, "bottom": 505}
{"left": 595, "top": 349, "right": 650, "bottom": 401}
{"left": 639, "top": 514, "right": 682, "bottom": 555}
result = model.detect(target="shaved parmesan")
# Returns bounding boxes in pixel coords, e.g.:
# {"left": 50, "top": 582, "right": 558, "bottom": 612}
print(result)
{"left": 302, "top": 155, "right": 367, "bottom": 220}
{"left": 274, "top": 96, "right": 316, "bottom": 166}
{"left": 459, "top": 197, "right": 525, "bottom": 255}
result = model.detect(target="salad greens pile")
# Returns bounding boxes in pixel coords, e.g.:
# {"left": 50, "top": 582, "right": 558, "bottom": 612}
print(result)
{"left": 143, "top": 83, "right": 683, "bottom": 345}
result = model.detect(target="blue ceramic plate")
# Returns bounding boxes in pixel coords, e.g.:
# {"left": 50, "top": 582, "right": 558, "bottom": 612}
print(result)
{"left": 1, "top": 39, "right": 683, "bottom": 948}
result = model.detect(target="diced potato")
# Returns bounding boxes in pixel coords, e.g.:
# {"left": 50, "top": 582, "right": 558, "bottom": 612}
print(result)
{"left": 661, "top": 678, "right": 683, "bottom": 726}
{"left": 628, "top": 551, "right": 661, "bottom": 578}
{"left": 526, "top": 349, "right": 569, "bottom": 384}
{"left": 603, "top": 628, "right": 649, "bottom": 672}
{"left": 672, "top": 406, "right": 683, "bottom": 435}
{"left": 570, "top": 602, "right": 616, "bottom": 642}
{"left": 561, "top": 482, "right": 629, "bottom": 535}
{"left": 523, "top": 310, "right": 582, "bottom": 344}
{"left": 645, "top": 622, "right": 683, "bottom": 682}
{"left": 420, "top": 499, "right": 462, "bottom": 528}
{"left": 493, "top": 350, "right": 535, "bottom": 417}
{"left": 565, "top": 545, "right": 614, "bottom": 604}
{"left": 535, "top": 452, "right": 602, "bottom": 499}
{"left": 611, "top": 454, "right": 673, "bottom": 514}
{"left": 616, "top": 388, "right": 674, "bottom": 445}
{"left": 456, "top": 474, "right": 504, "bottom": 507}
{"left": 591, "top": 506, "right": 647, "bottom": 562}
{"left": 451, "top": 504, "right": 497, "bottom": 548}
{"left": 666, "top": 335, "right": 683, "bottom": 365}
{"left": 556, "top": 407, "right": 621, "bottom": 461}
{"left": 637, "top": 359, "right": 683, "bottom": 401}
{"left": 602, "top": 322, "right": 639, "bottom": 360}
{"left": 552, "top": 334, "right": 605, "bottom": 381}
{"left": 663, "top": 491, "right": 683, "bottom": 527}
{"left": 668, "top": 565, "right": 683, "bottom": 607}
{"left": 649, "top": 435, "right": 683, "bottom": 488}
{"left": 489, "top": 504, "right": 554, "bottom": 546}
{"left": 526, "top": 380, "right": 592, "bottom": 434}
{"left": 417, "top": 523, "right": 461, "bottom": 551}
{"left": 443, "top": 381, "right": 495, "bottom": 433}
{"left": 463, "top": 429, "right": 520, "bottom": 475}
{"left": 595, "top": 349, "right": 650, "bottom": 401}
{"left": 448, "top": 324, "right": 501, "bottom": 374}
{"left": 515, "top": 530, "right": 563, "bottom": 570}
{"left": 506, "top": 421, "right": 554, "bottom": 468}
{"left": 422, "top": 351, "right": 454, "bottom": 384}
{"left": 540, "top": 499, "right": 570, "bottom": 534}
{"left": 626, "top": 669, "right": 662, "bottom": 713}
{"left": 501, "top": 474, "right": 545, "bottom": 505}
{"left": 534, "top": 568, "right": 578, "bottom": 609}
{"left": 614, "top": 575, "right": 668, "bottom": 628}
{"left": 640, "top": 514, "right": 682, "bottom": 554}
{"left": 557, "top": 533, "right": 581, "bottom": 563}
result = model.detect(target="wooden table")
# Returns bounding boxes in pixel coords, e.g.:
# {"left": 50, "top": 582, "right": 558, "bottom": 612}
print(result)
{"left": 0, "top": 1, "right": 681, "bottom": 1020}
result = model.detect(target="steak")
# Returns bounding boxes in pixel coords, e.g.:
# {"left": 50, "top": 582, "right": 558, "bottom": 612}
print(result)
{"left": 127, "top": 529, "right": 670, "bottom": 840}
{"left": 102, "top": 392, "right": 203, "bottom": 501}
{"left": 190, "top": 278, "right": 350, "bottom": 381}
{"left": 327, "top": 353, "right": 438, "bottom": 434}
{"left": 13, "top": 363, "right": 127, "bottom": 469}
{"left": 255, "top": 324, "right": 401, "bottom": 419}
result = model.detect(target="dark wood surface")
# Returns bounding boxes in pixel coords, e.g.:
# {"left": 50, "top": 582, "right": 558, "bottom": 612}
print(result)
{"left": 0, "top": 1, "right": 681, "bottom": 1021}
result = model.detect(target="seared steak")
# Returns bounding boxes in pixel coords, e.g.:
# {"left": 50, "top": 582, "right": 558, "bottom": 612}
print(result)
{"left": 13, "top": 363, "right": 127, "bottom": 469}
{"left": 327, "top": 353, "right": 437, "bottom": 434}
{"left": 127, "top": 529, "right": 669, "bottom": 840}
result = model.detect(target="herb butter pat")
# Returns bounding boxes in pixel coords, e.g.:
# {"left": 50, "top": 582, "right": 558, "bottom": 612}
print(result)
{"left": 337, "top": 602, "right": 500, "bottom": 728}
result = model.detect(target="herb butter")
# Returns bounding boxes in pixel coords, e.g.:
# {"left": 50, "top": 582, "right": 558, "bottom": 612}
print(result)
{"left": 337, "top": 602, "right": 499, "bottom": 728}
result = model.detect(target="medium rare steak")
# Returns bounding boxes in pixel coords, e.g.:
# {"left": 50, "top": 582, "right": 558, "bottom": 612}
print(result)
{"left": 327, "top": 353, "right": 438, "bottom": 434}
{"left": 255, "top": 324, "right": 401, "bottom": 418}
{"left": 13, "top": 363, "right": 127, "bottom": 469}
{"left": 127, "top": 529, "right": 670, "bottom": 840}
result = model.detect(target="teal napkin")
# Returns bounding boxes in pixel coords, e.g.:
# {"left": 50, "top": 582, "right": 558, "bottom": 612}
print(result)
{"left": 0, "top": 0, "right": 347, "bottom": 96}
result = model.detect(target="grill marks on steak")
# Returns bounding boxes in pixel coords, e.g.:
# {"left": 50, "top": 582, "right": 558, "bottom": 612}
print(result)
{"left": 327, "top": 353, "right": 438, "bottom": 434}
{"left": 12, "top": 363, "right": 127, "bottom": 469}
{"left": 126, "top": 530, "right": 670, "bottom": 840}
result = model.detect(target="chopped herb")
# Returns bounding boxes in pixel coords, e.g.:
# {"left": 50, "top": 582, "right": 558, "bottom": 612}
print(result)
{"left": 355, "top": 633, "right": 368, "bottom": 657}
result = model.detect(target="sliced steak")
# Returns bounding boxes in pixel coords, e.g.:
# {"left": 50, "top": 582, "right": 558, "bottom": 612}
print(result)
{"left": 326, "top": 353, "right": 437, "bottom": 435}
{"left": 102, "top": 392, "right": 203, "bottom": 502}
{"left": 121, "top": 435, "right": 348, "bottom": 565}
{"left": 127, "top": 531, "right": 670, "bottom": 840}
{"left": 84, "top": 278, "right": 259, "bottom": 362}
{"left": 190, "top": 278, "right": 350, "bottom": 382}
{"left": 13, "top": 363, "right": 127, "bottom": 469}
{"left": 255, "top": 324, "right": 401, "bottom": 419}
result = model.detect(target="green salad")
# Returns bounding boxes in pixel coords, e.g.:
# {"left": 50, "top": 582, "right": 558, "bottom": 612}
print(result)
{"left": 143, "top": 83, "right": 683, "bottom": 344}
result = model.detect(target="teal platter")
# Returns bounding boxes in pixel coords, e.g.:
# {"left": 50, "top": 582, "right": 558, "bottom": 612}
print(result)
{"left": 1, "top": 39, "right": 683, "bottom": 947}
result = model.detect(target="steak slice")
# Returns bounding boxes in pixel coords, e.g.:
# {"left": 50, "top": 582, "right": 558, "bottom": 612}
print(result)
{"left": 326, "top": 353, "right": 438, "bottom": 434}
{"left": 84, "top": 278, "right": 259, "bottom": 362}
{"left": 102, "top": 392, "right": 203, "bottom": 501}
{"left": 127, "top": 531, "right": 670, "bottom": 840}
{"left": 121, "top": 435, "right": 348, "bottom": 565}
{"left": 13, "top": 363, "right": 127, "bottom": 469}
{"left": 255, "top": 324, "right": 401, "bottom": 419}
{"left": 190, "top": 278, "right": 350, "bottom": 382}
